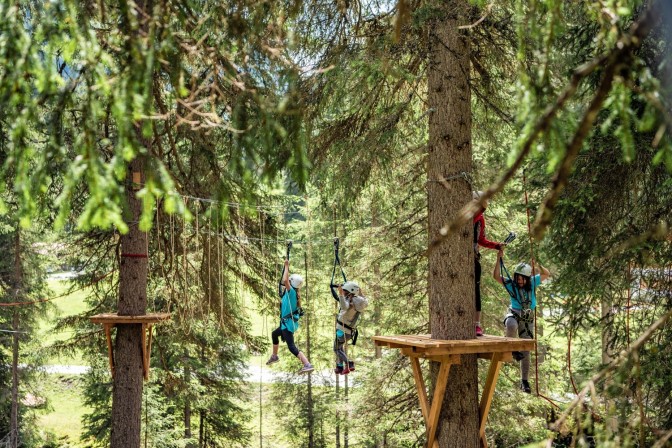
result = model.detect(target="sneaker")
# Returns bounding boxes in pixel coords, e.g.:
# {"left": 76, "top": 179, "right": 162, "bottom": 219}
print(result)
{"left": 299, "top": 363, "right": 314, "bottom": 374}
{"left": 475, "top": 324, "right": 484, "bottom": 337}
{"left": 334, "top": 364, "right": 343, "bottom": 374}
{"left": 520, "top": 380, "right": 531, "bottom": 394}
{"left": 266, "top": 354, "right": 279, "bottom": 365}
{"left": 512, "top": 351, "right": 524, "bottom": 361}
{"left": 348, "top": 361, "right": 355, "bottom": 371}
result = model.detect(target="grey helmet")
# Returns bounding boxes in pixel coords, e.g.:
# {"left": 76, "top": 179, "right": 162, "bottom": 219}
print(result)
{"left": 514, "top": 263, "right": 533, "bottom": 277}
{"left": 289, "top": 274, "right": 304, "bottom": 289}
{"left": 342, "top": 281, "right": 360, "bottom": 295}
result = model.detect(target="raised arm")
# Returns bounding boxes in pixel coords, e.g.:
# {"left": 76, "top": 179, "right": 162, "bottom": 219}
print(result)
{"left": 282, "top": 259, "right": 291, "bottom": 291}
{"left": 532, "top": 259, "right": 551, "bottom": 282}
{"left": 493, "top": 250, "right": 505, "bottom": 285}
{"left": 337, "top": 285, "right": 350, "bottom": 310}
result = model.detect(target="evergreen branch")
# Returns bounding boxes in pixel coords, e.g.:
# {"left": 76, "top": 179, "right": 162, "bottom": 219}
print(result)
{"left": 546, "top": 308, "right": 672, "bottom": 441}
{"left": 531, "top": 1, "right": 663, "bottom": 239}
{"left": 427, "top": 0, "right": 661, "bottom": 254}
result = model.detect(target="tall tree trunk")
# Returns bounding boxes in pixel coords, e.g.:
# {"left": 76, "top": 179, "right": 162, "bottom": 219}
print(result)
{"left": 427, "top": 1, "right": 480, "bottom": 447}
{"left": 110, "top": 157, "right": 149, "bottom": 448}
{"left": 199, "top": 411, "right": 205, "bottom": 448}
{"left": 372, "top": 200, "right": 382, "bottom": 361}
{"left": 305, "top": 247, "right": 315, "bottom": 448}
{"left": 344, "top": 375, "right": 349, "bottom": 448}
{"left": 10, "top": 230, "right": 22, "bottom": 448}
{"left": 10, "top": 310, "right": 19, "bottom": 448}
{"left": 184, "top": 360, "right": 193, "bottom": 444}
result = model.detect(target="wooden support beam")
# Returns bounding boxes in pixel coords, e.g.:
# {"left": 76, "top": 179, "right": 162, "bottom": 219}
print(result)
{"left": 141, "top": 324, "right": 148, "bottom": 381}
{"left": 410, "top": 357, "right": 430, "bottom": 422}
{"left": 478, "top": 352, "right": 513, "bottom": 363}
{"left": 478, "top": 352, "right": 504, "bottom": 447}
{"left": 104, "top": 323, "right": 115, "bottom": 378}
{"left": 426, "top": 358, "right": 451, "bottom": 448}
{"left": 90, "top": 314, "right": 169, "bottom": 381}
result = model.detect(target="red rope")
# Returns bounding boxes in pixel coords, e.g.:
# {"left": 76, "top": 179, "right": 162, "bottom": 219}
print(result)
{"left": 523, "top": 170, "right": 561, "bottom": 410}
{"left": 0, "top": 271, "right": 114, "bottom": 307}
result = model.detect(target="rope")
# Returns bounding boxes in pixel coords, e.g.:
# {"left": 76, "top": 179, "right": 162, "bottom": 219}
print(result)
{"left": 258, "top": 207, "right": 267, "bottom": 448}
{"left": 523, "top": 169, "right": 560, "bottom": 409}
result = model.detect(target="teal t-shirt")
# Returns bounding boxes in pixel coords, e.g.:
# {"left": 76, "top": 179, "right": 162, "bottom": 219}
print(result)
{"left": 503, "top": 274, "right": 541, "bottom": 310}
{"left": 280, "top": 286, "right": 300, "bottom": 333}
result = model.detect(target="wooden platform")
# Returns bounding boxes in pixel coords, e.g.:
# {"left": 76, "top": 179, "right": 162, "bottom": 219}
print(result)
{"left": 90, "top": 313, "right": 171, "bottom": 381}
{"left": 373, "top": 334, "right": 535, "bottom": 448}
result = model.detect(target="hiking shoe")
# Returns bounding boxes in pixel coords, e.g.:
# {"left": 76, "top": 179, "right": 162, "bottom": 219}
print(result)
{"left": 521, "top": 380, "right": 531, "bottom": 394}
{"left": 512, "top": 351, "right": 524, "bottom": 361}
{"left": 334, "top": 364, "right": 343, "bottom": 374}
{"left": 475, "top": 324, "right": 484, "bottom": 337}
{"left": 265, "top": 354, "right": 279, "bottom": 365}
{"left": 299, "top": 363, "right": 314, "bottom": 374}
{"left": 341, "top": 366, "right": 351, "bottom": 375}
{"left": 348, "top": 361, "right": 355, "bottom": 371}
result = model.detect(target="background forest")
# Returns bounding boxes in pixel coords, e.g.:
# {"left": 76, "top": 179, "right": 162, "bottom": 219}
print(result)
{"left": 0, "top": 0, "right": 671, "bottom": 447}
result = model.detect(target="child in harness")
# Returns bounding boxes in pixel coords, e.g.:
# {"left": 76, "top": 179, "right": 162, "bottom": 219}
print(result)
{"left": 266, "top": 258, "right": 314, "bottom": 374}
{"left": 331, "top": 281, "right": 368, "bottom": 375}
{"left": 494, "top": 249, "right": 550, "bottom": 393}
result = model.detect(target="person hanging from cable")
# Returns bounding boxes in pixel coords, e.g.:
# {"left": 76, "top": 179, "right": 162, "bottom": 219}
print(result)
{"left": 330, "top": 238, "right": 368, "bottom": 375}
{"left": 266, "top": 241, "right": 314, "bottom": 374}
{"left": 473, "top": 190, "right": 508, "bottom": 337}
{"left": 494, "top": 249, "right": 550, "bottom": 393}
{"left": 331, "top": 281, "right": 368, "bottom": 375}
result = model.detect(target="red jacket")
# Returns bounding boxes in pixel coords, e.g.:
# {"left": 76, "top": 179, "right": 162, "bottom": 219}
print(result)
{"left": 473, "top": 211, "right": 500, "bottom": 253}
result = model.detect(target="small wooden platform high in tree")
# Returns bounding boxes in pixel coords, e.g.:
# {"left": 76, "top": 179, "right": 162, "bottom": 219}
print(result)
{"left": 90, "top": 313, "right": 171, "bottom": 381}
{"left": 373, "top": 334, "right": 535, "bottom": 448}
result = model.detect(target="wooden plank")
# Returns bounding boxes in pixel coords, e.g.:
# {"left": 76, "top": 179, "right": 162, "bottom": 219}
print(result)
{"left": 410, "top": 357, "right": 429, "bottom": 422}
{"left": 90, "top": 312, "right": 171, "bottom": 324}
{"left": 426, "top": 359, "right": 452, "bottom": 448}
{"left": 479, "top": 352, "right": 503, "bottom": 443}
{"left": 104, "top": 324, "right": 114, "bottom": 378}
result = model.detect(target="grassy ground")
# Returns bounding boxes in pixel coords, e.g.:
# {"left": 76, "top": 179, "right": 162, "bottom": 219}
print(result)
{"left": 39, "top": 277, "right": 90, "bottom": 365}
{"left": 35, "top": 375, "right": 91, "bottom": 447}
{"left": 33, "top": 276, "right": 91, "bottom": 446}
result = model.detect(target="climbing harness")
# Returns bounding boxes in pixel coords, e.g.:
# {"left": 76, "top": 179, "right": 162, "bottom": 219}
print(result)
{"left": 330, "top": 238, "right": 360, "bottom": 346}
{"left": 277, "top": 240, "right": 303, "bottom": 339}
{"left": 500, "top": 257, "right": 535, "bottom": 339}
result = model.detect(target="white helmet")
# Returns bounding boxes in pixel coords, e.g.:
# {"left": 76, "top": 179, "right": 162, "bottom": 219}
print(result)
{"left": 342, "top": 281, "right": 360, "bottom": 295}
{"left": 472, "top": 190, "right": 483, "bottom": 200}
{"left": 289, "top": 274, "right": 304, "bottom": 289}
{"left": 514, "top": 263, "right": 533, "bottom": 277}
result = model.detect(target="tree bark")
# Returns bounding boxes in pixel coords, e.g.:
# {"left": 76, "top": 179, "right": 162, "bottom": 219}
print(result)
{"left": 10, "top": 311, "right": 19, "bottom": 448}
{"left": 304, "top": 248, "right": 315, "bottom": 448}
{"left": 184, "top": 360, "right": 193, "bottom": 444}
{"left": 10, "top": 230, "right": 22, "bottom": 448}
{"left": 110, "top": 157, "right": 149, "bottom": 448}
{"left": 427, "top": 1, "right": 480, "bottom": 447}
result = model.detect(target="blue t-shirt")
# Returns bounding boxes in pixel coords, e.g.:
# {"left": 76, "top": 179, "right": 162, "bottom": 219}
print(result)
{"left": 280, "top": 286, "right": 300, "bottom": 333}
{"left": 503, "top": 274, "right": 541, "bottom": 310}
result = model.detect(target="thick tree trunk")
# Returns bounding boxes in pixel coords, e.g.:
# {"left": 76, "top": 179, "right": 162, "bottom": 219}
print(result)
{"left": 427, "top": 1, "right": 480, "bottom": 447}
{"left": 110, "top": 158, "right": 149, "bottom": 448}
{"left": 10, "top": 231, "right": 22, "bottom": 448}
